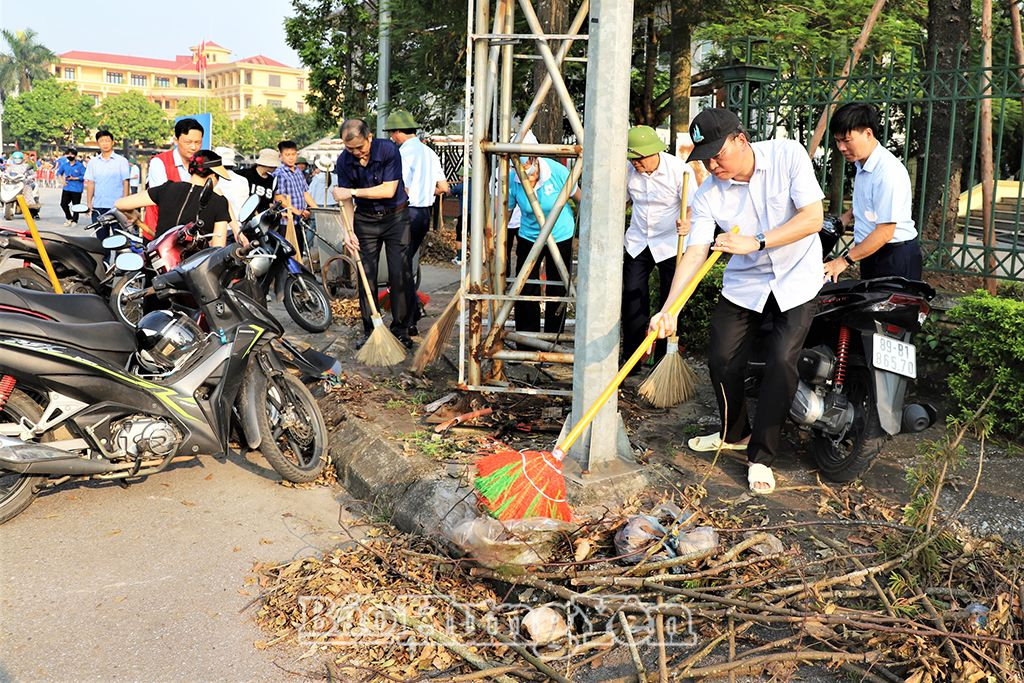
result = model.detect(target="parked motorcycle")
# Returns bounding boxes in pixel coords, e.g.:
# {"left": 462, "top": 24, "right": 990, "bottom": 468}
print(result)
{"left": 747, "top": 217, "right": 937, "bottom": 482}
{"left": 0, "top": 239, "right": 330, "bottom": 524}
{"left": 243, "top": 203, "right": 333, "bottom": 333}
{"left": 1, "top": 168, "right": 40, "bottom": 221}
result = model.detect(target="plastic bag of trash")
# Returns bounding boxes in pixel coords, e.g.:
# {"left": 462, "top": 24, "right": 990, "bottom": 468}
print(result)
{"left": 450, "top": 516, "right": 575, "bottom": 569}
{"left": 673, "top": 526, "right": 719, "bottom": 555}
{"left": 614, "top": 515, "right": 676, "bottom": 564}
{"left": 522, "top": 605, "right": 568, "bottom": 645}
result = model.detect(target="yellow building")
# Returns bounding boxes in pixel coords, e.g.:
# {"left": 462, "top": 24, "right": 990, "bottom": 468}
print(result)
{"left": 53, "top": 42, "right": 310, "bottom": 121}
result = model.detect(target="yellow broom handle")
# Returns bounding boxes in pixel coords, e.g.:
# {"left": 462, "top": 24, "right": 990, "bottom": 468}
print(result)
{"left": 18, "top": 195, "right": 63, "bottom": 293}
{"left": 338, "top": 203, "right": 382, "bottom": 319}
{"left": 556, "top": 226, "right": 738, "bottom": 456}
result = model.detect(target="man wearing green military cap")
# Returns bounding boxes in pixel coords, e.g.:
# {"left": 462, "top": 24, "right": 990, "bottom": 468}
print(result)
{"left": 622, "top": 124, "right": 697, "bottom": 367}
{"left": 384, "top": 110, "right": 450, "bottom": 335}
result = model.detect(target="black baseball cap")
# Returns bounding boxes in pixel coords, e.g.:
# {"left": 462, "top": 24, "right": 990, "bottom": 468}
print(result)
{"left": 65, "top": 147, "right": 77, "bottom": 154}
{"left": 687, "top": 109, "right": 743, "bottom": 162}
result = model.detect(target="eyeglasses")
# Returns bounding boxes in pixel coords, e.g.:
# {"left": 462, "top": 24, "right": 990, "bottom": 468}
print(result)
{"left": 705, "top": 135, "right": 736, "bottom": 165}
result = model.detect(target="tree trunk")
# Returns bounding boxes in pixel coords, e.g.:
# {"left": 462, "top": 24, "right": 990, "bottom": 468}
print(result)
{"left": 980, "top": 0, "right": 996, "bottom": 293}
{"left": 531, "top": 0, "right": 568, "bottom": 143}
{"left": 919, "top": 0, "right": 972, "bottom": 242}
{"left": 669, "top": 0, "right": 693, "bottom": 155}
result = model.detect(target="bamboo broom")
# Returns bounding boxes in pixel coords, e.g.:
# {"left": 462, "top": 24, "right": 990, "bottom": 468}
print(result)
{"left": 639, "top": 173, "right": 699, "bottom": 407}
{"left": 339, "top": 204, "right": 407, "bottom": 367}
{"left": 474, "top": 229, "right": 738, "bottom": 521}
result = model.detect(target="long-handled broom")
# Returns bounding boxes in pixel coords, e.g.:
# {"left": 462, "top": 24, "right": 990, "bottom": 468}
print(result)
{"left": 474, "top": 228, "right": 738, "bottom": 522}
{"left": 639, "top": 174, "right": 699, "bottom": 407}
{"left": 339, "top": 204, "right": 407, "bottom": 367}
{"left": 411, "top": 277, "right": 464, "bottom": 374}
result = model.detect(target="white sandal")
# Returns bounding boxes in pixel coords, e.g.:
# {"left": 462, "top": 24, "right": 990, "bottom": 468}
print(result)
{"left": 688, "top": 432, "right": 748, "bottom": 453}
{"left": 747, "top": 463, "right": 776, "bottom": 495}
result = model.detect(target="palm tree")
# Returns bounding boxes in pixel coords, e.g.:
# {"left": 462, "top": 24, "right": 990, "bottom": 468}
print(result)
{"left": 0, "top": 29, "right": 57, "bottom": 100}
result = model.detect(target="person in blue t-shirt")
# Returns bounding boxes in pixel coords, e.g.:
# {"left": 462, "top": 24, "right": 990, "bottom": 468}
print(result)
{"left": 507, "top": 155, "right": 580, "bottom": 333}
{"left": 55, "top": 147, "right": 86, "bottom": 225}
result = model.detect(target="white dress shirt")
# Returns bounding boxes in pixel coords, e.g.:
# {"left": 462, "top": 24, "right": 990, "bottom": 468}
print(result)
{"left": 147, "top": 147, "right": 188, "bottom": 189}
{"left": 625, "top": 152, "right": 697, "bottom": 262}
{"left": 399, "top": 137, "right": 445, "bottom": 208}
{"left": 689, "top": 139, "right": 825, "bottom": 313}
{"left": 852, "top": 143, "right": 917, "bottom": 244}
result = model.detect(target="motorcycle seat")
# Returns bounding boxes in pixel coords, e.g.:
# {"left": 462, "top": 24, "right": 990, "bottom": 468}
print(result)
{"left": 37, "top": 229, "right": 104, "bottom": 255}
{"left": 0, "top": 313, "right": 135, "bottom": 365}
{"left": 0, "top": 285, "right": 117, "bottom": 324}
{"left": 821, "top": 276, "right": 935, "bottom": 299}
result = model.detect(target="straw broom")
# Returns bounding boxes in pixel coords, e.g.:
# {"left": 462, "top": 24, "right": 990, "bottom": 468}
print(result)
{"left": 411, "top": 278, "right": 463, "bottom": 374}
{"left": 639, "top": 173, "right": 699, "bottom": 407}
{"left": 474, "top": 228, "right": 738, "bottom": 522}
{"left": 339, "top": 204, "right": 407, "bottom": 367}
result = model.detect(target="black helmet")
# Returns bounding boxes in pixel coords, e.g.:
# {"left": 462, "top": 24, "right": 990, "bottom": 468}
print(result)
{"left": 135, "top": 310, "right": 205, "bottom": 371}
{"left": 187, "top": 149, "right": 231, "bottom": 180}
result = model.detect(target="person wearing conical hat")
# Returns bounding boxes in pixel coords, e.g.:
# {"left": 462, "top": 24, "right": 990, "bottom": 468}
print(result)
{"left": 623, "top": 125, "right": 698, "bottom": 368}
{"left": 384, "top": 109, "right": 450, "bottom": 337}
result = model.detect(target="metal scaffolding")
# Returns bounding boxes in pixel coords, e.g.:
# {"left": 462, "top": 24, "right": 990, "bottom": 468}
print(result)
{"left": 459, "top": 0, "right": 591, "bottom": 397}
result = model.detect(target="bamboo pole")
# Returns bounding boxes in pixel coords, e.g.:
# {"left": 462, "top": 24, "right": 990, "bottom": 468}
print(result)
{"left": 805, "top": 0, "right": 887, "bottom": 157}
{"left": 17, "top": 195, "right": 62, "bottom": 293}
{"left": 981, "top": 0, "right": 996, "bottom": 294}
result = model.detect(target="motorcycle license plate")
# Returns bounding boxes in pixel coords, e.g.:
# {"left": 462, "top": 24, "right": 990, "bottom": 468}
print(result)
{"left": 872, "top": 333, "right": 916, "bottom": 378}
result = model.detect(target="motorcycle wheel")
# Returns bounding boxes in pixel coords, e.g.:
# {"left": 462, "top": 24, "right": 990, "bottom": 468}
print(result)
{"left": 253, "top": 368, "right": 326, "bottom": 483}
{"left": 283, "top": 273, "right": 333, "bottom": 333}
{"left": 110, "top": 272, "right": 146, "bottom": 326}
{"left": 3, "top": 204, "right": 11, "bottom": 221}
{"left": 810, "top": 366, "right": 887, "bottom": 482}
{"left": 0, "top": 390, "right": 46, "bottom": 524}
{"left": 0, "top": 267, "right": 54, "bottom": 292}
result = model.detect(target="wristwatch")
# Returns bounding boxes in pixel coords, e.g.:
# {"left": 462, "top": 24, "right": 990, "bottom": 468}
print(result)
{"left": 755, "top": 232, "right": 767, "bottom": 251}
{"left": 841, "top": 248, "right": 857, "bottom": 266}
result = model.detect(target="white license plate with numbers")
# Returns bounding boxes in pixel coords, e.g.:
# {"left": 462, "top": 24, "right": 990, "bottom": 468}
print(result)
{"left": 872, "top": 333, "right": 916, "bottom": 378}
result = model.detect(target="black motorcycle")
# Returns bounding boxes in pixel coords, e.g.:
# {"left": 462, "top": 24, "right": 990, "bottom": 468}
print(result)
{"left": 0, "top": 240, "right": 330, "bottom": 524}
{"left": 748, "top": 217, "right": 937, "bottom": 482}
{"left": 243, "top": 203, "right": 333, "bottom": 333}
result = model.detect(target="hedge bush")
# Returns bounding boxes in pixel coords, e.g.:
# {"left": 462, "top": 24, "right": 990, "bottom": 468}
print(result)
{"left": 649, "top": 262, "right": 726, "bottom": 356}
{"left": 945, "top": 290, "right": 1024, "bottom": 438}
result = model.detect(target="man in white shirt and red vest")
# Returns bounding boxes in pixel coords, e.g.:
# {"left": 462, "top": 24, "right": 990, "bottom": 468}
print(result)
{"left": 143, "top": 118, "right": 205, "bottom": 238}
{"left": 624, "top": 125, "right": 697, "bottom": 367}
{"left": 650, "top": 108, "right": 825, "bottom": 496}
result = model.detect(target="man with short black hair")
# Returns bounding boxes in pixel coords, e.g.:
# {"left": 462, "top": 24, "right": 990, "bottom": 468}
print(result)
{"left": 273, "top": 140, "right": 319, "bottom": 253}
{"left": 825, "top": 102, "right": 922, "bottom": 282}
{"left": 84, "top": 130, "right": 131, "bottom": 230}
{"left": 384, "top": 110, "right": 449, "bottom": 335}
{"left": 650, "top": 108, "right": 826, "bottom": 496}
{"left": 333, "top": 118, "right": 414, "bottom": 349}
{"left": 55, "top": 147, "right": 86, "bottom": 226}
{"left": 144, "top": 117, "right": 205, "bottom": 237}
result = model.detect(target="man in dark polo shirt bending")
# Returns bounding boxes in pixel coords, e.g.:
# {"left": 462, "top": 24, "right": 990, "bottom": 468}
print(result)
{"left": 333, "top": 118, "right": 414, "bottom": 350}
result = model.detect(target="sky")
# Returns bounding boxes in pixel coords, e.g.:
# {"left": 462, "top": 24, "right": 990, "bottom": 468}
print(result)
{"left": 1, "top": 0, "right": 304, "bottom": 68}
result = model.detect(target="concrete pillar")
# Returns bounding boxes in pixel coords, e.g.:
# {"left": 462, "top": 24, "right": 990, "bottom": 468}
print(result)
{"left": 564, "top": 0, "right": 644, "bottom": 495}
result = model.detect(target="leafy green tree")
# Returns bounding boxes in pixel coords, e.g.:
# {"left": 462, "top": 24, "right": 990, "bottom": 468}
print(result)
{"left": 275, "top": 108, "right": 333, "bottom": 148}
{"left": 4, "top": 78, "right": 96, "bottom": 146}
{"left": 0, "top": 28, "right": 56, "bottom": 99}
{"left": 231, "top": 106, "right": 282, "bottom": 154}
{"left": 97, "top": 91, "right": 168, "bottom": 147}
{"left": 174, "top": 96, "right": 236, "bottom": 145}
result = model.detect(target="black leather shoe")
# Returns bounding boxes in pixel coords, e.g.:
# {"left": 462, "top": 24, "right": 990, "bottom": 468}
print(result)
{"left": 409, "top": 326, "right": 420, "bottom": 337}
{"left": 396, "top": 335, "right": 414, "bottom": 350}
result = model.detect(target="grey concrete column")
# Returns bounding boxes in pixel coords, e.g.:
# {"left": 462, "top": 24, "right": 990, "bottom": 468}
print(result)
{"left": 376, "top": 0, "right": 391, "bottom": 137}
{"left": 564, "top": 0, "right": 643, "bottom": 493}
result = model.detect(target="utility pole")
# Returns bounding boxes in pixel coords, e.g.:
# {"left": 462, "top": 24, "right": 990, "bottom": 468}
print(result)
{"left": 376, "top": 0, "right": 391, "bottom": 137}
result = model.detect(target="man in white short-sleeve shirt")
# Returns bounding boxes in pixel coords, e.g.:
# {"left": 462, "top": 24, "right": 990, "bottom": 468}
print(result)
{"left": 824, "top": 102, "right": 922, "bottom": 282}
{"left": 649, "top": 108, "right": 825, "bottom": 495}
{"left": 623, "top": 125, "right": 698, "bottom": 365}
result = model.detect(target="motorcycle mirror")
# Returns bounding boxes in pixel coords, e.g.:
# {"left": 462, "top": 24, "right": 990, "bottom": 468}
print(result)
{"left": 102, "top": 234, "right": 129, "bottom": 250}
{"left": 199, "top": 178, "right": 214, "bottom": 208}
{"left": 239, "top": 195, "right": 260, "bottom": 223}
{"left": 114, "top": 252, "right": 145, "bottom": 272}
{"left": 70, "top": 203, "right": 88, "bottom": 213}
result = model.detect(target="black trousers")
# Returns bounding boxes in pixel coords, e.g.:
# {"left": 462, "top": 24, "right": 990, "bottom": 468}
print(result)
{"left": 708, "top": 293, "right": 816, "bottom": 466}
{"left": 60, "top": 190, "right": 82, "bottom": 223}
{"left": 354, "top": 208, "right": 412, "bottom": 337}
{"left": 405, "top": 205, "right": 432, "bottom": 323}
{"left": 622, "top": 247, "right": 677, "bottom": 362}
{"left": 514, "top": 236, "right": 572, "bottom": 333}
{"left": 860, "top": 239, "right": 922, "bottom": 280}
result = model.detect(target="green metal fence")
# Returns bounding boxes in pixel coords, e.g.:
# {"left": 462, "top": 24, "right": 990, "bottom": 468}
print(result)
{"left": 722, "top": 37, "right": 1024, "bottom": 282}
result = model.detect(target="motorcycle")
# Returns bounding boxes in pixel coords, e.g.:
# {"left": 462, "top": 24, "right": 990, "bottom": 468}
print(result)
{"left": 1, "top": 168, "right": 40, "bottom": 221}
{"left": 747, "top": 217, "right": 937, "bottom": 482}
{"left": 0, "top": 209, "right": 136, "bottom": 294}
{"left": 242, "top": 203, "right": 333, "bottom": 333}
{"left": 0, "top": 237, "right": 331, "bottom": 524}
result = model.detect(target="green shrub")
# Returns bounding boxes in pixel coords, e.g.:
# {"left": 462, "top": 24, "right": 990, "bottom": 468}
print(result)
{"left": 647, "top": 262, "right": 725, "bottom": 356}
{"left": 945, "top": 291, "right": 1024, "bottom": 438}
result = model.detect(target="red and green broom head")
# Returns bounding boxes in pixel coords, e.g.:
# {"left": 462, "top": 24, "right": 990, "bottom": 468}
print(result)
{"left": 474, "top": 447, "right": 571, "bottom": 522}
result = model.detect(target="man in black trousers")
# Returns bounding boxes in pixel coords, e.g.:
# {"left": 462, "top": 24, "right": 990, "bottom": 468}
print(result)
{"left": 332, "top": 118, "right": 414, "bottom": 350}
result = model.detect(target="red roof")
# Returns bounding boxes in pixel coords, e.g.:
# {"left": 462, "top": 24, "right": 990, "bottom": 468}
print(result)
{"left": 59, "top": 50, "right": 198, "bottom": 71}
{"left": 236, "top": 55, "right": 292, "bottom": 68}
{"left": 197, "top": 41, "right": 228, "bottom": 50}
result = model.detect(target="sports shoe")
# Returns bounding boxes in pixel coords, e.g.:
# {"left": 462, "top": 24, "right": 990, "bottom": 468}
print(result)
{"left": 451, "top": 257, "right": 462, "bottom": 266}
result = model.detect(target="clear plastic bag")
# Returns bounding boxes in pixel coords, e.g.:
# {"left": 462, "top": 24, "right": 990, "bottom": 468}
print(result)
{"left": 614, "top": 515, "right": 675, "bottom": 564}
{"left": 450, "top": 516, "right": 575, "bottom": 569}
